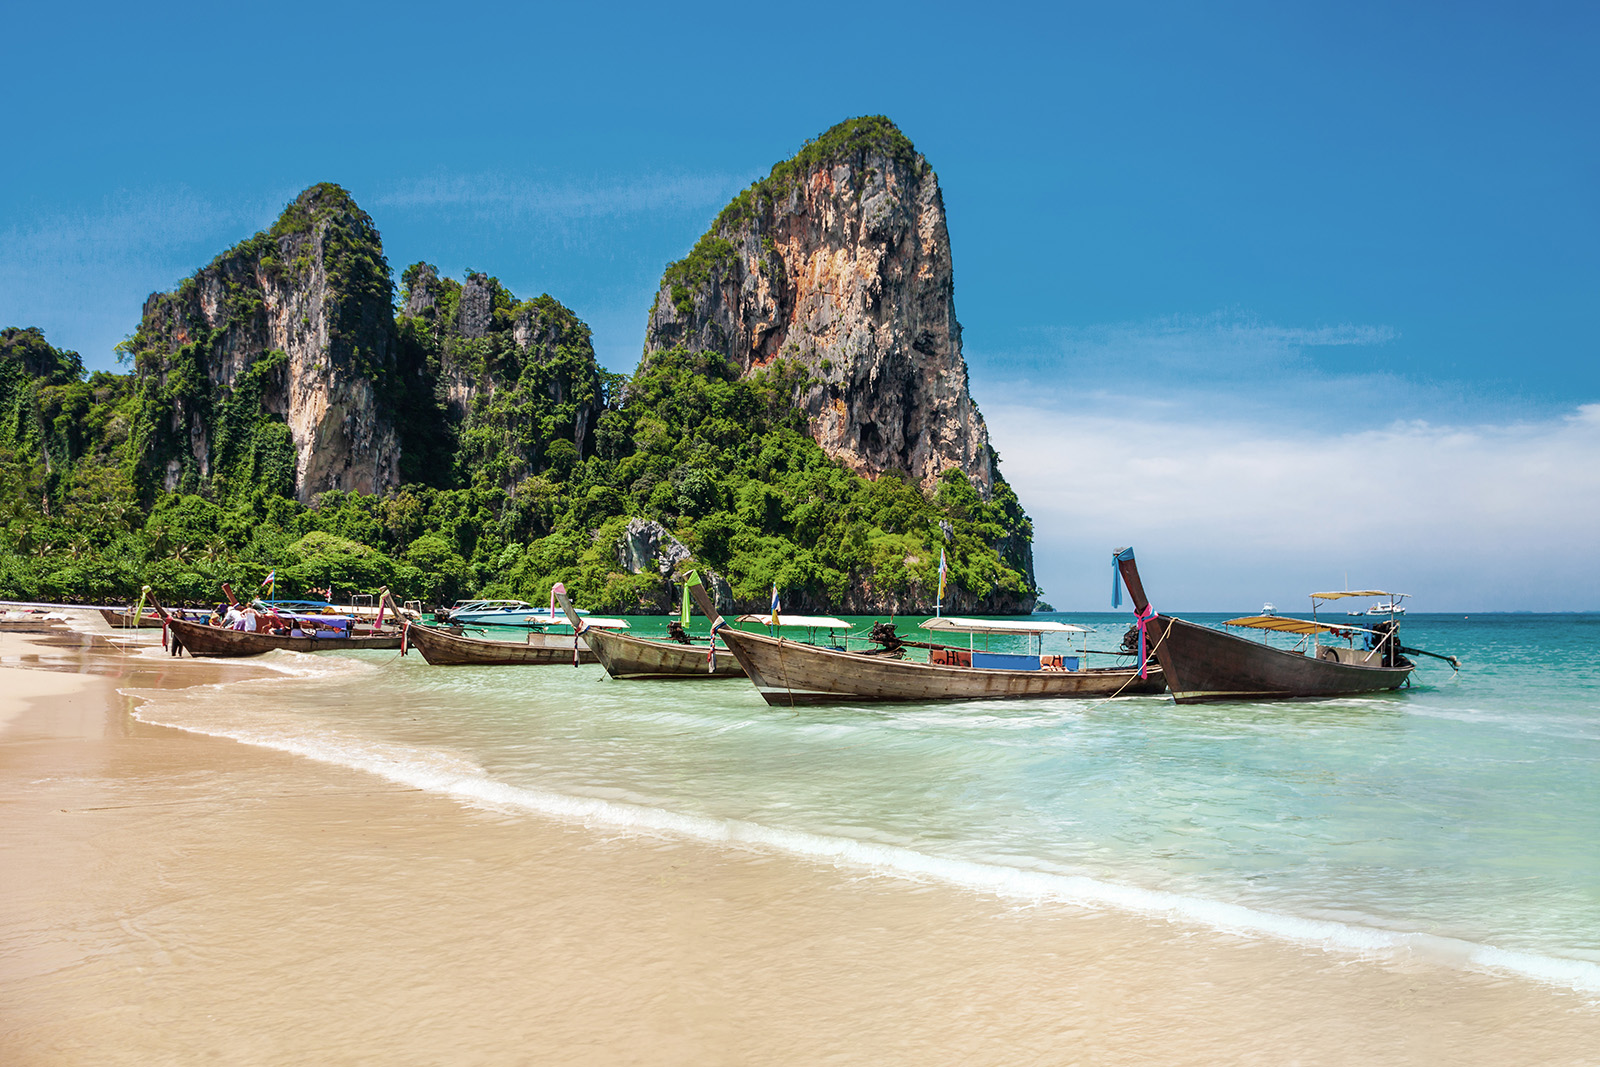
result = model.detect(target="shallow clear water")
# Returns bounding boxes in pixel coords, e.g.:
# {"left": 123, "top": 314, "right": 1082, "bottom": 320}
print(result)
{"left": 129, "top": 612, "right": 1600, "bottom": 992}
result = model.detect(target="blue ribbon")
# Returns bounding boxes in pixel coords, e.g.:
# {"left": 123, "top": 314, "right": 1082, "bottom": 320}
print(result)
{"left": 1112, "top": 547, "right": 1135, "bottom": 609}
{"left": 708, "top": 620, "right": 726, "bottom": 673}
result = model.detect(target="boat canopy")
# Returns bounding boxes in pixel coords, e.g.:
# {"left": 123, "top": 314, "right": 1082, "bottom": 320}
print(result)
{"left": 1309, "top": 590, "right": 1407, "bottom": 601}
{"left": 270, "top": 611, "right": 354, "bottom": 624}
{"left": 920, "top": 616, "right": 1090, "bottom": 635}
{"left": 501, "top": 610, "right": 628, "bottom": 630}
{"left": 736, "top": 613, "right": 851, "bottom": 630}
{"left": 1224, "top": 615, "right": 1350, "bottom": 635}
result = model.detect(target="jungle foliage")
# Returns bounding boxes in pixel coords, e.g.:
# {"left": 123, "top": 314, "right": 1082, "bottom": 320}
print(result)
{"left": 0, "top": 166, "right": 1035, "bottom": 613}
{"left": 0, "top": 322, "right": 1033, "bottom": 612}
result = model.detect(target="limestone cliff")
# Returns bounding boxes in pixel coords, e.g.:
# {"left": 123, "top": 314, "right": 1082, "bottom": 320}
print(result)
{"left": 644, "top": 116, "right": 995, "bottom": 498}
{"left": 395, "top": 266, "right": 609, "bottom": 490}
{"left": 126, "top": 184, "right": 402, "bottom": 502}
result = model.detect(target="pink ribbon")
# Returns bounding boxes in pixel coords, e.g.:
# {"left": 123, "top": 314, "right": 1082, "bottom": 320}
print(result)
{"left": 1136, "top": 604, "right": 1159, "bottom": 679}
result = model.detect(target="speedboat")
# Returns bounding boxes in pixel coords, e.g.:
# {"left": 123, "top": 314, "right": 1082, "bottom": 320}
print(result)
{"left": 444, "top": 599, "right": 590, "bottom": 627}
{"left": 1367, "top": 601, "right": 1407, "bottom": 616}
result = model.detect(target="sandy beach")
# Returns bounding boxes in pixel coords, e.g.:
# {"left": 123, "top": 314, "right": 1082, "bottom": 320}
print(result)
{"left": 1, "top": 617, "right": 1596, "bottom": 1066}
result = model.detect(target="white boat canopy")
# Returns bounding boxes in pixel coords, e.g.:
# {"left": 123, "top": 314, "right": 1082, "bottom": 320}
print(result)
{"left": 1309, "top": 590, "right": 1408, "bottom": 601}
{"left": 736, "top": 613, "right": 851, "bottom": 630}
{"left": 920, "top": 616, "right": 1090, "bottom": 635}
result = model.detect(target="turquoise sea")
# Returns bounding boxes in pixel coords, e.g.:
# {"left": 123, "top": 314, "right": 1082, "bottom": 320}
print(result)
{"left": 129, "top": 611, "right": 1600, "bottom": 994}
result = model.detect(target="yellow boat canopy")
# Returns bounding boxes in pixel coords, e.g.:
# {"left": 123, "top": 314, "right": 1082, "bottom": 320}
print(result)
{"left": 1224, "top": 615, "right": 1349, "bottom": 635}
{"left": 1309, "top": 590, "right": 1405, "bottom": 600}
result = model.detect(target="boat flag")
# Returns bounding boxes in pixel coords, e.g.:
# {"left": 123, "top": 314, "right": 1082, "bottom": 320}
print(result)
{"left": 936, "top": 547, "right": 947, "bottom": 617}
{"left": 261, "top": 569, "right": 276, "bottom": 598}
{"left": 769, "top": 584, "right": 781, "bottom": 629}
{"left": 260, "top": 569, "right": 275, "bottom": 587}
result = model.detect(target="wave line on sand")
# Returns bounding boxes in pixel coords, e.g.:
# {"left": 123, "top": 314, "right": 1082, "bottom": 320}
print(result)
{"left": 126, "top": 697, "right": 1600, "bottom": 997}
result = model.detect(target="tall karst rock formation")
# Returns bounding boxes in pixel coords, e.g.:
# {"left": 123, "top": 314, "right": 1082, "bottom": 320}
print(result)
{"left": 126, "top": 184, "right": 407, "bottom": 503}
{"left": 395, "top": 265, "right": 608, "bottom": 491}
{"left": 644, "top": 116, "right": 996, "bottom": 499}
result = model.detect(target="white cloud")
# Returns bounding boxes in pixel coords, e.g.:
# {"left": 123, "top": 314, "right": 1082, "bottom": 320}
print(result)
{"left": 375, "top": 172, "right": 747, "bottom": 223}
{"left": 986, "top": 400, "right": 1600, "bottom": 612}
{"left": 1043, "top": 311, "right": 1399, "bottom": 369}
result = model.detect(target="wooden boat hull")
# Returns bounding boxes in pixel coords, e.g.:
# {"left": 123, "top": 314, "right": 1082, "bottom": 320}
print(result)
{"left": 101, "top": 607, "right": 210, "bottom": 628}
{"left": 167, "top": 618, "right": 403, "bottom": 656}
{"left": 1141, "top": 615, "right": 1412, "bottom": 704}
{"left": 101, "top": 608, "right": 163, "bottom": 628}
{"left": 583, "top": 627, "right": 746, "bottom": 679}
{"left": 403, "top": 623, "right": 597, "bottom": 666}
{"left": 717, "top": 628, "right": 1165, "bottom": 706}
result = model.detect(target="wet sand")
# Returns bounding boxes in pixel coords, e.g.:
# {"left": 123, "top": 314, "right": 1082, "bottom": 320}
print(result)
{"left": 1, "top": 620, "right": 1596, "bottom": 1065}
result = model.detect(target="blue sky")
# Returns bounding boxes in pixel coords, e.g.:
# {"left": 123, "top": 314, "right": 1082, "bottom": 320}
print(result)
{"left": 4, "top": 2, "right": 1596, "bottom": 609}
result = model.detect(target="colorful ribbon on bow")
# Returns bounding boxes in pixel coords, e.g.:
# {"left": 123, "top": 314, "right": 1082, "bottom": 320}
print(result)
{"left": 708, "top": 620, "right": 726, "bottom": 673}
{"left": 1135, "top": 604, "right": 1159, "bottom": 679}
{"left": 1112, "top": 547, "right": 1135, "bottom": 609}
{"left": 573, "top": 619, "right": 584, "bottom": 668}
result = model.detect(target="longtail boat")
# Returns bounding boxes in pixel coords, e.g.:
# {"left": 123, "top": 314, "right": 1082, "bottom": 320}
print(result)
{"left": 101, "top": 604, "right": 215, "bottom": 628}
{"left": 162, "top": 616, "right": 404, "bottom": 656}
{"left": 689, "top": 585, "right": 1163, "bottom": 706}
{"left": 551, "top": 581, "right": 746, "bottom": 678}
{"left": 101, "top": 608, "right": 171, "bottom": 628}
{"left": 142, "top": 589, "right": 403, "bottom": 656}
{"left": 1110, "top": 546, "right": 1454, "bottom": 703}
{"left": 400, "top": 594, "right": 630, "bottom": 666}
{"left": 564, "top": 625, "right": 747, "bottom": 678}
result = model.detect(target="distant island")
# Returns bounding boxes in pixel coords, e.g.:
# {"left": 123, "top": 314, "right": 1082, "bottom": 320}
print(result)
{"left": 0, "top": 117, "right": 1038, "bottom": 614}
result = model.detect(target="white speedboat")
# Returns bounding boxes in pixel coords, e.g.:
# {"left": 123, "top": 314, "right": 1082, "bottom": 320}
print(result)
{"left": 444, "top": 599, "right": 591, "bottom": 627}
{"left": 1366, "top": 601, "right": 1408, "bottom": 616}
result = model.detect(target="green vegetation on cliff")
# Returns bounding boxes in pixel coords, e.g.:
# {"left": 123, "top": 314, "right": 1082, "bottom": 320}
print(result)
{"left": 0, "top": 159, "right": 1036, "bottom": 613}
{"left": 0, "top": 323, "right": 1032, "bottom": 612}
{"left": 659, "top": 116, "right": 919, "bottom": 313}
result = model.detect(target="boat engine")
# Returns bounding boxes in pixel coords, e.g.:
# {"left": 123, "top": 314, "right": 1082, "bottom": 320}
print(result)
{"left": 1120, "top": 624, "right": 1142, "bottom": 656}
{"left": 1367, "top": 621, "right": 1410, "bottom": 668}
{"left": 868, "top": 621, "right": 903, "bottom": 652}
{"left": 665, "top": 621, "right": 693, "bottom": 645}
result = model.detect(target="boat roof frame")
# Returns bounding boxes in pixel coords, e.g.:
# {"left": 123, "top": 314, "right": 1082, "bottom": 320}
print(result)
{"left": 920, "top": 616, "right": 1090, "bottom": 635}
{"left": 735, "top": 613, "right": 852, "bottom": 630}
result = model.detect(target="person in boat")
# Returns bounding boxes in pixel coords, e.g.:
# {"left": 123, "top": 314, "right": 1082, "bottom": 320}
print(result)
{"left": 237, "top": 605, "right": 260, "bottom": 633}
{"left": 207, "top": 606, "right": 225, "bottom": 627}
{"left": 223, "top": 603, "right": 243, "bottom": 629}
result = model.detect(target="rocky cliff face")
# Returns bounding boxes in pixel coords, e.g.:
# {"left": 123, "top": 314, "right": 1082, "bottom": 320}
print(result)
{"left": 395, "top": 266, "right": 609, "bottom": 490}
{"left": 644, "top": 116, "right": 995, "bottom": 499}
{"left": 127, "top": 184, "right": 402, "bottom": 502}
